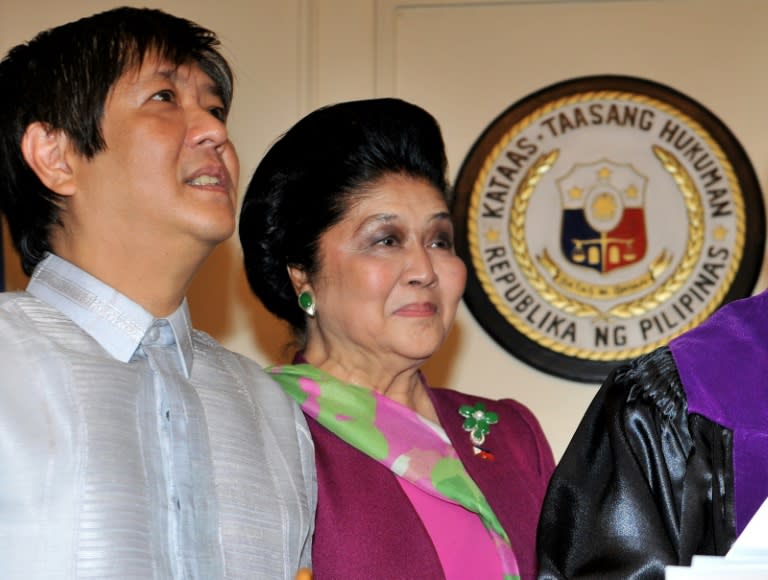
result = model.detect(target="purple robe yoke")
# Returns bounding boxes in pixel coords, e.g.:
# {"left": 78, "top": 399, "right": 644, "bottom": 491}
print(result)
{"left": 670, "top": 289, "right": 768, "bottom": 533}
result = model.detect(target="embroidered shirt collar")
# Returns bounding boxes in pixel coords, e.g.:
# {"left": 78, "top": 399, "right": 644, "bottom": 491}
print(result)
{"left": 26, "top": 253, "right": 194, "bottom": 375}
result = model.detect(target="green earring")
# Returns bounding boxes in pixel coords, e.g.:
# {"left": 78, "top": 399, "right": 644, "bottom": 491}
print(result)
{"left": 298, "top": 291, "right": 316, "bottom": 317}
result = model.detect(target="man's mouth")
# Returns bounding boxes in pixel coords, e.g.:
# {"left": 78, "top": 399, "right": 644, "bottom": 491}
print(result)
{"left": 188, "top": 174, "right": 223, "bottom": 186}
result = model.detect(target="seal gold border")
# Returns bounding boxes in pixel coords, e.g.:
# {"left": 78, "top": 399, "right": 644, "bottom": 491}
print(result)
{"left": 452, "top": 75, "right": 765, "bottom": 382}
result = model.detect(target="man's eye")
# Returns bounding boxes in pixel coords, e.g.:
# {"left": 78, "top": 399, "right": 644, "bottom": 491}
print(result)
{"left": 151, "top": 90, "right": 175, "bottom": 102}
{"left": 209, "top": 106, "right": 227, "bottom": 122}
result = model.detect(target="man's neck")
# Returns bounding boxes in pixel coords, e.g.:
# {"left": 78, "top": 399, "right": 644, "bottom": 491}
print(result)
{"left": 50, "top": 242, "right": 210, "bottom": 318}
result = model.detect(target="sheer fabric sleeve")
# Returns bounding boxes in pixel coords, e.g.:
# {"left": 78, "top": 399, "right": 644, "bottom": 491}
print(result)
{"left": 536, "top": 347, "right": 735, "bottom": 579}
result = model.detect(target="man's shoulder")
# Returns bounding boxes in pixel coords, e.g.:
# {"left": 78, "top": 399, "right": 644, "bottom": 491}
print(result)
{"left": 187, "top": 329, "right": 275, "bottom": 382}
{"left": 0, "top": 292, "right": 77, "bottom": 372}
{"left": 189, "top": 328, "right": 262, "bottom": 365}
{"left": 187, "top": 329, "right": 304, "bottom": 408}
{"left": 0, "top": 289, "right": 35, "bottom": 310}
{"left": 0, "top": 290, "right": 61, "bottom": 332}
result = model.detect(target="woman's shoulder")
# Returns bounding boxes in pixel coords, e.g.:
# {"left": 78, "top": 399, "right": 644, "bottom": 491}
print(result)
{"left": 430, "top": 386, "right": 556, "bottom": 480}
{"left": 429, "top": 386, "right": 548, "bottom": 445}
{"left": 429, "top": 385, "right": 530, "bottom": 414}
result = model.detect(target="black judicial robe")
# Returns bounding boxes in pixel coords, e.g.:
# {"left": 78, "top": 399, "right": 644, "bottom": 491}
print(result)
{"left": 536, "top": 347, "right": 736, "bottom": 579}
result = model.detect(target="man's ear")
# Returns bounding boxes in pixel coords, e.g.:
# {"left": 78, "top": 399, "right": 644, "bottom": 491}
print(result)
{"left": 21, "top": 122, "right": 77, "bottom": 196}
{"left": 287, "top": 264, "right": 311, "bottom": 296}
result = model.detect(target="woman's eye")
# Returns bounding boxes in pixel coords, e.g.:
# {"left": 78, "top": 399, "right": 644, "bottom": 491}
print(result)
{"left": 376, "top": 235, "right": 399, "bottom": 247}
{"left": 430, "top": 235, "right": 454, "bottom": 250}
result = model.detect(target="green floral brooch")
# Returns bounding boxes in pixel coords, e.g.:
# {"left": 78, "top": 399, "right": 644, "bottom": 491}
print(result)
{"left": 458, "top": 402, "right": 499, "bottom": 446}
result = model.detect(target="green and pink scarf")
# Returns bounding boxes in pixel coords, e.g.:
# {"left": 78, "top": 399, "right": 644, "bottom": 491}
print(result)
{"left": 268, "top": 363, "right": 520, "bottom": 580}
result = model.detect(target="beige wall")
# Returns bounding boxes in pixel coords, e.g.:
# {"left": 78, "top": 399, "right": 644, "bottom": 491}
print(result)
{"left": 2, "top": 0, "right": 767, "bottom": 459}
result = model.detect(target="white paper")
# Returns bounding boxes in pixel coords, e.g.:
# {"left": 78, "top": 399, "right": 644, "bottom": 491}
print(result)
{"left": 665, "top": 497, "right": 768, "bottom": 578}
{"left": 727, "top": 497, "right": 768, "bottom": 561}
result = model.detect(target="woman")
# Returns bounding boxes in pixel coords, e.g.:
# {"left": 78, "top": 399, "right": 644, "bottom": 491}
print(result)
{"left": 239, "top": 98, "right": 554, "bottom": 580}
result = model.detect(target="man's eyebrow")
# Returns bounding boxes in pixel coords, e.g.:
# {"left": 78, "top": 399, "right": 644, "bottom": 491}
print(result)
{"left": 154, "top": 66, "right": 175, "bottom": 80}
{"left": 153, "top": 66, "right": 224, "bottom": 100}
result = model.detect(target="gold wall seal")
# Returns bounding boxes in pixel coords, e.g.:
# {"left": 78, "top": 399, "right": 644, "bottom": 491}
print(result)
{"left": 453, "top": 76, "right": 765, "bottom": 382}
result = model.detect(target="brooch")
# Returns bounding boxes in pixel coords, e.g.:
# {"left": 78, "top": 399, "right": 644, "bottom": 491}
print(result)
{"left": 459, "top": 403, "right": 498, "bottom": 460}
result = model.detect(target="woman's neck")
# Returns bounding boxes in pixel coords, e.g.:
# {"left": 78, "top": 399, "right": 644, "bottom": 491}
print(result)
{"left": 301, "top": 347, "right": 439, "bottom": 422}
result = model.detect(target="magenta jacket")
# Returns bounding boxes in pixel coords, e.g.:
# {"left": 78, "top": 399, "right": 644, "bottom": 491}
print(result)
{"left": 306, "top": 386, "right": 555, "bottom": 579}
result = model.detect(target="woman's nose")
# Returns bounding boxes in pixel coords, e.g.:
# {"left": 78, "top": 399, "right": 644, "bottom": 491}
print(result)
{"left": 406, "top": 246, "right": 438, "bottom": 287}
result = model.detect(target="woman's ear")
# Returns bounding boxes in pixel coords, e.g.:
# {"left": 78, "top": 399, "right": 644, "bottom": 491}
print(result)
{"left": 21, "top": 122, "right": 77, "bottom": 195}
{"left": 287, "top": 264, "right": 311, "bottom": 296}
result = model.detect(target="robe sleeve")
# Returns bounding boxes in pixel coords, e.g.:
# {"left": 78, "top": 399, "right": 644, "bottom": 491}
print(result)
{"left": 536, "top": 347, "right": 735, "bottom": 579}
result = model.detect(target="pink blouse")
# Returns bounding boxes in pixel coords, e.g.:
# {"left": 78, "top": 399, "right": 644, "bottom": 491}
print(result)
{"left": 398, "top": 476, "right": 505, "bottom": 579}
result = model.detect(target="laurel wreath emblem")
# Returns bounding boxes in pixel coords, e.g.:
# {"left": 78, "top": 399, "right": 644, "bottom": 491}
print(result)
{"left": 508, "top": 146, "right": 708, "bottom": 320}
{"left": 467, "top": 90, "right": 747, "bottom": 361}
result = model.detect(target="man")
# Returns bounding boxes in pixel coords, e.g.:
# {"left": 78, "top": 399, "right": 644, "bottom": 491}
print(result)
{"left": 0, "top": 7, "right": 315, "bottom": 578}
{"left": 537, "top": 289, "right": 768, "bottom": 578}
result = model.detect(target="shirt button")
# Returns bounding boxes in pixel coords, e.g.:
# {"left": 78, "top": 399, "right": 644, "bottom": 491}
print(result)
{"left": 165, "top": 410, "right": 171, "bottom": 420}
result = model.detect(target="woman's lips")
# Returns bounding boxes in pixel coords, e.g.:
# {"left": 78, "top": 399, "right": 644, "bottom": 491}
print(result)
{"left": 395, "top": 303, "right": 437, "bottom": 317}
